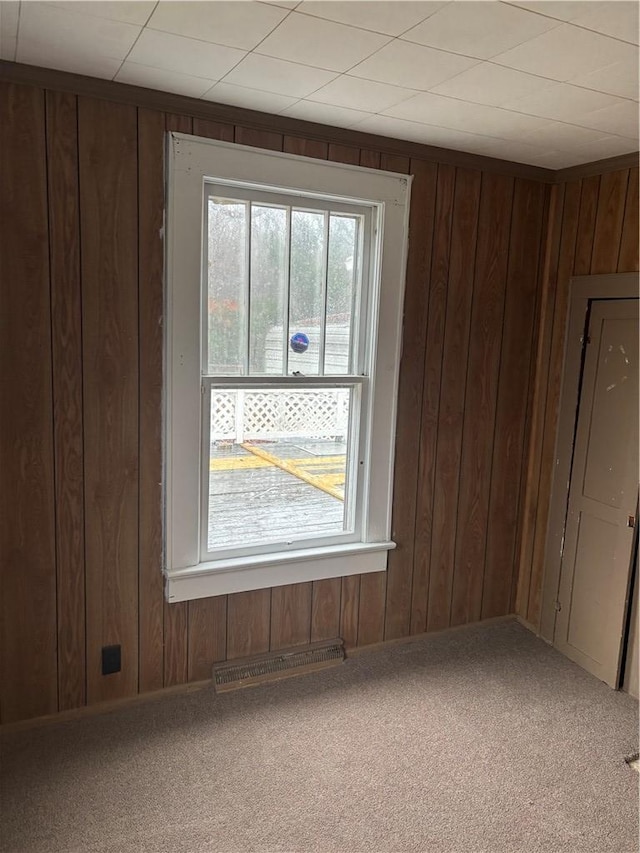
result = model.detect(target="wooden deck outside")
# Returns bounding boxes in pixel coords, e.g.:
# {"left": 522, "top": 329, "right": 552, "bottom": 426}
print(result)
{"left": 208, "top": 439, "right": 347, "bottom": 551}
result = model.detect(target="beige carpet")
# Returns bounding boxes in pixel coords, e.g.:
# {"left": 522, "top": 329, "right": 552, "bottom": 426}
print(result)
{"left": 0, "top": 619, "right": 638, "bottom": 853}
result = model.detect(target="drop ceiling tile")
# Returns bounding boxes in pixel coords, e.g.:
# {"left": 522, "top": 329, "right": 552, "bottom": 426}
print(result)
{"left": 508, "top": 2, "right": 594, "bottom": 23}
{"left": 223, "top": 54, "right": 337, "bottom": 98}
{"left": 355, "top": 113, "right": 512, "bottom": 152}
{"left": 309, "top": 76, "right": 416, "bottom": 113}
{"left": 432, "top": 63, "right": 555, "bottom": 107}
{"left": 297, "top": 1, "right": 446, "bottom": 37}
{"left": 128, "top": 29, "right": 245, "bottom": 80}
{"left": 570, "top": 57, "right": 640, "bottom": 101}
{"left": 567, "top": 1, "right": 639, "bottom": 44}
{"left": 349, "top": 39, "right": 478, "bottom": 90}
{"left": 19, "top": 2, "right": 140, "bottom": 60}
{"left": 0, "top": 2, "right": 19, "bottom": 61}
{"left": 521, "top": 121, "right": 611, "bottom": 150}
{"left": 148, "top": 1, "right": 288, "bottom": 51}
{"left": 401, "top": 1, "right": 560, "bottom": 59}
{"left": 506, "top": 82, "right": 627, "bottom": 122}
{"left": 17, "top": 40, "right": 123, "bottom": 78}
{"left": 385, "top": 92, "right": 554, "bottom": 139}
{"left": 280, "top": 100, "right": 371, "bottom": 128}
{"left": 577, "top": 100, "right": 639, "bottom": 139}
{"left": 203, "top": 82, "right": 298, "bottom": 113}
{"left": 570, "top": 135, "right": 639, "bottom": 160}
{"left": 255, "top": 11, "right": 391, "bottom": 72}
{"left": 115, "top": 62, "right": 217, "bottom": 97}
{"left": 50, "top": 2, "right": 156, "bottom": 25}
{"left": 492, "top": 22, "right": 628, "bottom": 80}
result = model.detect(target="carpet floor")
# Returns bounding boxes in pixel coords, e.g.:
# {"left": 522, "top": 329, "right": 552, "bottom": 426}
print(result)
{"left": 0, "top": 619, "right": 638, "bottom": 853}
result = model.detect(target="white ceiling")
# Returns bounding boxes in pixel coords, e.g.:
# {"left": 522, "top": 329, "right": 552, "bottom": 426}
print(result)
{"left": 1, "top": 0, "right": 638, "bottom": 168}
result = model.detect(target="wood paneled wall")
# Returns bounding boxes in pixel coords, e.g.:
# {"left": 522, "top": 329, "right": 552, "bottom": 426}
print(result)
{"left": 1, "top": 79, "right": 548, "bottom": 723}
{"left": 516, "top": 167, "right": 639, "bottom": 630}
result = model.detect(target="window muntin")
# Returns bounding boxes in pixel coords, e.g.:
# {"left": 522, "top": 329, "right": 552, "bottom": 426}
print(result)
{"left": 201, "top": 186, "right": 371, "bottom": 562}
{"left": 165, "top": 134, "right": 410, "bottom": 601}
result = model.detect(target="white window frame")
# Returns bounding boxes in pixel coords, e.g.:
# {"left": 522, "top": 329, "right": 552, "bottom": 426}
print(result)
{"left": 165, "top": 133, "right": 411, "bottom": 603}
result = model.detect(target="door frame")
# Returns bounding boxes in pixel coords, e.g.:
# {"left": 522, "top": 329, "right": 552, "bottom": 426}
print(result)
{"left": 539, "top": 272, "right": 639, "bottom": 645}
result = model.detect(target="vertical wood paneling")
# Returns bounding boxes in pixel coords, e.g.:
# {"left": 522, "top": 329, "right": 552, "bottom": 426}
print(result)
{"left": 227, "top": 590, "right": 271, "bottom": 659}
{"left": 573, "top": 176, "right": 600, "bottom": 275}
{"left": 46, "top": 90, "right": 86, "bottom": 711}
{"left": 284, "top": 136, "right": 328, "bottom": 159}
{"left": 4, "top": 79, "right": 607, "bottom": 723}
{"left": 517, "top": 161, "right": 638, "bottom": 628}
{"left": 270, "top": 583, "right": 312, "bottom": 649}
{"left": 138, "top": 107, "right": 166, "bottom": 694}
{"left": 411, "top": 164, "right": 456, "bottom": 635}
{"left": 310, "top": 579, "right": 341, "bottom": 643}
{"left": 452, "top": 173, "right": 514, "bottom": 627}
{"left": 427, "top": 168, "right": 481, "bottom": 631}
{"left": 590, "top": 170, "right": 629, "bottom": 274}
{"left": 618, "top": 168, "right": 639, "bottom": 272}
{"left": 162, "top": 113, "right": 192, "bottom": 687}
{"left": 482, "top": 179, "right": 545, "bottom": 619}
{"left": 187, "top": 597, "right": 227, "bottom": 680}
{"left": 515, "top": 184, "right": 565, "bottom": 621}
{"left": 358, "top": 572, "right": 387, "bottom": 646}
{"left": 0, "top": 83, "right": 58, "bottom": 723}
{"left": 384, "top": 157, "right": 436, "bottom": 640}
{"left": 339, "top": 575, "right": 360, "bottom": 648}
{"left": 79, "top": 97, "right": 139, "bottom": 704}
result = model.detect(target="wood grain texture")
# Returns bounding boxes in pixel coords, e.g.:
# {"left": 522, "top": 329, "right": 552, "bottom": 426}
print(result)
{"left": 339, "top": 576, "right": 360, "bottom": 648}
{"left": 137, "top": 108, "right": 165, "bottom": 694}
{"left": 384, "top": 158, "right": 437, "bottom": 640}
{"left": 411, "top": 164, "right": 455, "bottom": 635}
{"left": 46, "top": 89, "right": 86, "bottom": 712}
{"left": 358, "top": 571, "right": 387, "bottom": 646}
{"left": 618, "top": 167, "right": 639, "bottom": 272}
{"left": 482, "top": 179, "right": 545, "bottom": 619}
{"left": 310, "top": 578, "right": 341, "bottom": 643}
{"left": 162, "top": 113, "right": 193, "bottom": 687}
{"left": 192, "top": 118, "right": 234, "bottom": 141}
{"left": 328, "top": 144, "right": 359, "bottom": 165}
{"left": 590, "top": 170, "right": 629, "bottom": 275}
{"left": 427, "top": 168, "right": 481, "bottom": 632}
{"left": 187, "top": 597, "right": 227, "bottom": 680}
{"left": 235, "top": 126, "right": 283, "bottom": 151}
{"left": 573, "top": 176, "right": 600, "bottom": 276}
{"left": 451, "top": 173, "right": 514, "bottom": 627}
{"left": 360, "top": 150, "right": 381, "bottom": 169}
{"left": 227, "top": 590, "right": 271, "bottom": 659}
{"left": 0, "top": 82, "right": 57, "bottom": 723}
{"left": 284, "top": 137, "right": 328, "bottom": 159}
{"left": 270, "top": 583, "right": 312, "bottom": 649}
{"left": 79, "top": 96, "right": 139, "bottom": 704}
{"left": 514, "top": 184, "right": 565, "bottom": 620}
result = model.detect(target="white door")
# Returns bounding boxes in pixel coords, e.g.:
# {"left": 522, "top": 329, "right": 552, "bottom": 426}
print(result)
{"left": 555, "top": 298, "right": 639, "bottom": 687}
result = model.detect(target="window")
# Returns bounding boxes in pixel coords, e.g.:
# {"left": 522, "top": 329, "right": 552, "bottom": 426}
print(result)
{"left": 165, "top": 135, "right": 411, "bottom": 602}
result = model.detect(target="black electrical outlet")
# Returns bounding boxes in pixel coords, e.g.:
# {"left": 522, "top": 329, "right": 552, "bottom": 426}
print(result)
{"left": 102, "top": 644, "right": 121, "bottom": 675}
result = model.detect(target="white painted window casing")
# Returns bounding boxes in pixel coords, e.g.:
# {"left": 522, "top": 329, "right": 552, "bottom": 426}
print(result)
{"left": 165, "top": 134, "right": 411, "bottom": 602}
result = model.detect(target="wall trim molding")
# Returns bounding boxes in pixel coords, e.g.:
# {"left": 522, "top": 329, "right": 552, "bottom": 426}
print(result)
{"left": 0, "top": 60, "right": 558, "bottom": 181}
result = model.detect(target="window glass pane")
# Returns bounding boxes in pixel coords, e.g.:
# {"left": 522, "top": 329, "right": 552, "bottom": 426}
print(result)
{"left": 288, "top": 210, "right": 325, "bottom": 376}
{"left": 326, "top": 214, "right": 358, "bottom": 375}
{"left": 208, "top": 387, "right": 352, "bottom": 551}
{"left": 250, "top": 205, "right": 287, "bottom": 375}
{"left": 207, "top": 199, "right": 246, "bottom": 375}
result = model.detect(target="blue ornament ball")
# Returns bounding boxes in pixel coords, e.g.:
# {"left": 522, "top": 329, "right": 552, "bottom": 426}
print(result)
{"left": 290, "top": 332, "right": 310, "bottom": 354}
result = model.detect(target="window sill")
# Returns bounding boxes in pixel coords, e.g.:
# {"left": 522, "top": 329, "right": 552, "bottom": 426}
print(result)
{"left": 165, "top": 541, "right": 395, "bottom": 602}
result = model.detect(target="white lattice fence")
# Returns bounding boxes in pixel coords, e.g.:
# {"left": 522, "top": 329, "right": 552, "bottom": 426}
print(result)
{"left": 211, "top": 389, "right": 349, "bottom": 442}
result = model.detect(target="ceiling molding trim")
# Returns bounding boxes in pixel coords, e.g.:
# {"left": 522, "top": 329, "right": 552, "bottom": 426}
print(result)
{"left": 0, "top": 60, "right": 559, "bottom": 181}
{"left": 554, "top": 152, "right": 639, "bottom": 183}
